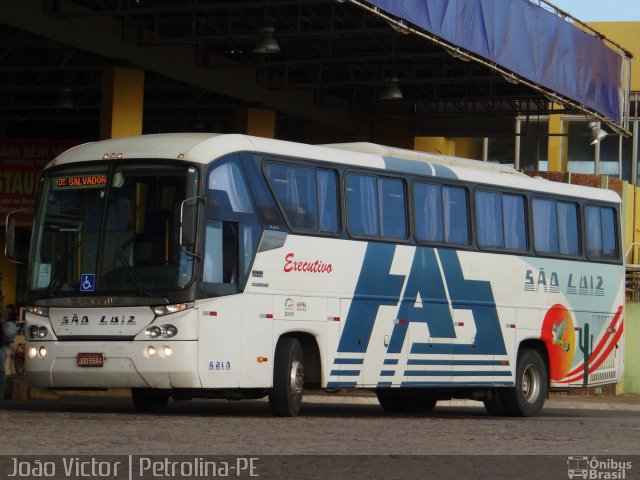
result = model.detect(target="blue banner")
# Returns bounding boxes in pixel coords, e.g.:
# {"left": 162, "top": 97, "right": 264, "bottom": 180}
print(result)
{"left": 368, "top": 0, "right": 623, "bottom": 123}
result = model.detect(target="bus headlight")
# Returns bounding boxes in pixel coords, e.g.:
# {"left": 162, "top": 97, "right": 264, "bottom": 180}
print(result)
{"left": 38, "top": 346, "right": 47, "bottom": 357}
{"left": 145, "top": 326, "right": 162, "bottom": 339}
{"left": 152, "top": 303, "right": 193, "bottom": 317}
{"left": 29, "top": 347, "right": 38, "bottom": 358}
{"left": 28, "top": 306, "right": 49, "bottom": 317}
{"left": 29, "top": 326, "right": 48, "bottom": 339}
{"left": 162, "top": 325, "right": 178, "bottom": 338}
{"left": 28, "top": 326, "right": 39, "bottom": 339}
{"left": 144, "top": 325, "right": 177, "bottom": 338}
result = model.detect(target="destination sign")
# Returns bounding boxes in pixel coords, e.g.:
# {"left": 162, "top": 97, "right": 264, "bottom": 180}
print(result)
{"left": 54, "top": 175, "right": 107, "bottom": 189}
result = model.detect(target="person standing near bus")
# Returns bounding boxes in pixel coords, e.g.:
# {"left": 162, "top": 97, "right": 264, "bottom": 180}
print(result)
{"left": 5, "top": 304, "right": 18, "bottom": 324}
{"left": 0, "top": 310, "right": 6, "bottom": 395}
{"left": 0, "top": 305, "right": 19, "bottom": 395}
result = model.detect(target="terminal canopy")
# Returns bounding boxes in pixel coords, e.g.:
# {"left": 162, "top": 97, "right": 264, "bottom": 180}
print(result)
{"left": 360, "top": 0, "right": 631, "bottom": 133}
{"left": 0, "top": 0, "right": 632, "bottom": 135}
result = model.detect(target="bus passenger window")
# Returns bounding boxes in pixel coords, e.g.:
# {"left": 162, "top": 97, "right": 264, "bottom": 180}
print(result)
{"left": 443, "top": 186, "right": 469, "bottom": 245}
{"left": 533, "top": 198, "right": 579, "bottom": 257}
{"left": 476, "top": 191, "right": 526, "bottom": 251}
{"left": 476, "top": 191, "right": 504, "bottom": 248}
{"left": 503, "top": 194, "right": 527, "bottom": 250}
{"left": 379, "top": 178, "right": 407, "bottom": 239}
{"left": 586, "top": 206, "right": 618, "bottom": 260}
{"left": 346, "top": 174, "right": 379, "bottom": 237}
{"left": 317, "top": 170, "right": 339, "bottom": 233}
{"left": 533, "top": 199, "right": 559, "bottom": 254}
{"left": 601, "top": 208, "right": 618, "bottom": 259}
{"left": 414, "top": 183, "right": 468, "bottom": 246}
{"left": 557, "top": 202, "right": 579, "bottom": 256}
{"left": 414, "top": 183, "right": 444, "bottom": 243}
{"left": 266, "top": 164, "right": 318, "bottom": 230}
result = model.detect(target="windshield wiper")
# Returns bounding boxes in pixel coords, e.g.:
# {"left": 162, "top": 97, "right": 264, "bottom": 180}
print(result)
{"left": 48, "top": 241, "right": 82, "bottom": 295}
{"left": 115, "top": 242, "right": 153, "bottom": 298}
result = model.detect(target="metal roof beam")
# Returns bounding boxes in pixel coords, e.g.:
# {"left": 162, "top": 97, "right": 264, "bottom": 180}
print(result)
{"left": 1, "top": 0, "right": 359, "bottom": 133}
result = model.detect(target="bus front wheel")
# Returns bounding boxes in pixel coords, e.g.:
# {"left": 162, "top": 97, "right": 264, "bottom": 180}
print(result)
{"left": 269, "top": 337, "right": 304, "bottom": 417}
{"left": 501, "top": 349, "right": 548, "bottom": 417}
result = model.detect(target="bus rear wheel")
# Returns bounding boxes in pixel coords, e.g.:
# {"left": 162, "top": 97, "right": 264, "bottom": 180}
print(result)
{"left": 131, "top": 388, "right": 170, "bottom": 413}
{"left": 501, "top": 349, "right": 548, "bottom": 417}
{"left": 483, "top": 389, "right": 506, "bottom": 416}
{"left": 269, "top": 337, "right": 304, "bottom": 417}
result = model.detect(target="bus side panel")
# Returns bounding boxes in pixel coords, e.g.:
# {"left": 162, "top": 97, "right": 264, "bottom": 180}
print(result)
{"left": 494, "top": 306, "right": 516, "bottom": 384}
{"left": 240, "top": 293, "right": 274, "bottom": 388}
{"left": 324, "top": 297, "right": 342, "bottom": 387}
{"left": 197, "top": 296, "right": 243, "bottom": 388}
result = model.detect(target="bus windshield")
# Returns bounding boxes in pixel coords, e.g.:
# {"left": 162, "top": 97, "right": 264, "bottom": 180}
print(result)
{"left": 28, "top": 162, "right": 199, "bottom": 295}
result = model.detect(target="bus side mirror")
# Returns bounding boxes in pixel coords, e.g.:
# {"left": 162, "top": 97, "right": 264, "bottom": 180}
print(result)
{"left": 180, "top": 196, "right": 203, "bottom": 249}
{"left": 5, "top": 208, "right": 29, "bottom": 264}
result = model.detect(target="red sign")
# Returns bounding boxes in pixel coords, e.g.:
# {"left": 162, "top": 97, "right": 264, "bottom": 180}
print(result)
{"left": 0, "top": 141, "right": 81, "bottom": 223}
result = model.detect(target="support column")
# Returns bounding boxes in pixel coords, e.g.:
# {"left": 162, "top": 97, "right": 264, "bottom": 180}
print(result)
{"left": 239, "top": 107, "right": 276, "bottom": 139}
{"left": 632, "top": 120, "right": 638, "bottom": 186}
{"left": 100, "top": 67, "right": 145, "bottom": 140}
{"left": 547, "top": 107, "right": 567, "bottom": 173}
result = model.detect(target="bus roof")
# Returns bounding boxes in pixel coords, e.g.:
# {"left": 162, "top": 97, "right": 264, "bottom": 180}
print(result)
{"left": 50, "top": 133, "right": 621, "bottom": 204}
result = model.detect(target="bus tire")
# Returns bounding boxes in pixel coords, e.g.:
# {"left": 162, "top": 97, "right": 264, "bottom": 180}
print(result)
{"left": 501, "top": 349, "right": 548, "bottom": 417}
{"left": 483, "top": 389, "right": 506, "bottom": 416}
{"left": 131, "top": 388, "right": 170, "bottom": 413}
{"left": 376, "top": 388, "right": 402, "bottom": 413}
{"left": 269, "top": 337, "right": 304, "bottom": 417}
{"left": 412, "top": 394, "right": 437, "bottom": 413}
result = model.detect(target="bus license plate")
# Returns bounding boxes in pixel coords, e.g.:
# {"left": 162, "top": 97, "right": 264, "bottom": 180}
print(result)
{"left": 76, "top": 353, "right": 104, "bottom": 367}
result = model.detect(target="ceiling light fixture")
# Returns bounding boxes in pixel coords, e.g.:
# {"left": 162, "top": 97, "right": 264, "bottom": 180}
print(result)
{"left": 253, "top": 25, "right": 280, "bottom": 54}
{"left": 588, "top": 121, "right": 608, "bottom": 145}
{"left": 380, "top": 77, "right": 403, "bottom": 101}
{"left": 56, "top": 87, "right": 74, "bottom": 110}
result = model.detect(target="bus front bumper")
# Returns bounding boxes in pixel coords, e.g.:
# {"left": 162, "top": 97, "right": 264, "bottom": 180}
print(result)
{"left": 25, "top": 340, "right": 202, "bottom": 389}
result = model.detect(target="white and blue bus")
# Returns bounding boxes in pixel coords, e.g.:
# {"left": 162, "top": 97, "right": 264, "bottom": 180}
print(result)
{"left": 7, "top": 133, "right": 625, "bottom": 416}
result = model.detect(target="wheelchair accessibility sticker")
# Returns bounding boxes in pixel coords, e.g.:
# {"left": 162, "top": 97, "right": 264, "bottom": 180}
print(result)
{"left": 80, "top": 274, "right": 95, "bottom": 292}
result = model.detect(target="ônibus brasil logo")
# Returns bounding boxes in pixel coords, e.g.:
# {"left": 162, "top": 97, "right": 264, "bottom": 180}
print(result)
{"left": 567, "top": 456, "right": 632, "bottom": 479}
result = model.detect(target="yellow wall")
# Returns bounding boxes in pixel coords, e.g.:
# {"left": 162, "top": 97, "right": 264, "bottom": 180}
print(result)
{"left": 635, "top": 185, "right": 640, "bottom": 264}
{"left": 587, "top": 22, "right": 640, "bottom": 91}
{"left": 547, "top": 108, "right": 568, "bottom": 173}
{"left": 244, "top": 108, "right": 276, "bottom": 139}
{"left": 414, "top": 136, "right": 455, "bottom": 156}
{"left": 454, "top": 138, "right": 481, "bottom": 160}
